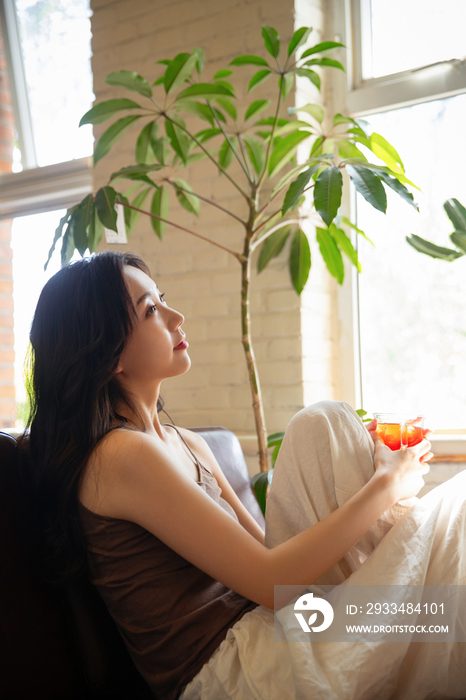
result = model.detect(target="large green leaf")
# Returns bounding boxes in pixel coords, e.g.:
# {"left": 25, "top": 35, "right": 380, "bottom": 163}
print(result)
{"left": 282, "top": 165, "right": 319, "bottom": 215}
{"left": 289, "top": 103, "right": 324, "bottom": 123}
{"left": 193, "top": 47, "right": 205, "bottom": 75}
{"left": 369, "top": 132, "right": 404, "bottom": 174}
{"left": 87, "top": 203, "right": 104, "bottom": 252}
{"left": 177, "top": 83, "right": 234, "bottom": 99}
{"left": 79, "top": 98, "right": 142, "bottom": 126}
{"left": 105, "top": 70, "right": 152, "bottom": 97}
{"left": 338, "top": 141, "right": 367, "bottom": 161}
{"left": 345, "top": 158, "right": 420, "bottom": 190}
{"left": 135, "top": 121, "right": 158, "bottom": 164}
{"left": 329, "top": 223, "right": 361, "bottom": 272}
{"left": 177, "top": 100, "right": 214, "bottom": 125}
{"left": 314, "top": 165, "right": 343, "bottom": 226}
{"left": 316, "top": 226, "right": 344, "bottom": 283}
{"left": 109, "top": 164, "right": 161, "bottom": 184}
{"left": 195, "top": 127, "right": 222, "bottom": 143}
{"left": 127, "top": 186, "right": 151, "bottom": 233}
{"left": 450, "top": 231, "right": 466, "bottom": 253}
{"left": 300, "top": 41, "right": 345, "bottom": 58}
{"left": 151, "top": 186, "right": 169, "bottom": 239}
{"left": 339, "top": 215, "right": 374, "bottom": 245}
{"left": 262, "top": 26, "right": 280, "bottom": 58}
{"left": 257, "top": 226, "right": 291, "bottom": 272}
{"left": 303, "top": 57, "right": 345, "bottom": 71}
{"left": 295, "top": 68, "right": 320, "bottom": 90}
{"left": 268, "top": 130, "right": 312, "bottom": 177}
{"left": 346, "top": 164, "right": 387, "bottom": 213}
{"left": 214, "top": 69, "right": 233, "bottom": 79}
{"left": 95, "top": 186, "right": 118, "bottom": 232}
{"left": 289, "top": 229, "right": 311, "bottom": 294}
{"left": 377, "top": 171, "right": 418, "bottom": 210}
{"left": 165, "top": 118, "right": 190, "bottom": 164}
{"left": 173, "top": 178, "right": 200, "bottom": 216}
{"left": 218, "top": 137, "right": 237, "bottom": 170}
{"left": 248, "top": 69, "right": 272, "bottom": 92}
{"left": 164, "top": 52, "right": 198, "bottom": 93}
{"left": 287, "top": 26, "right": 312, "bottom": 56}
{"left": 61, "top": 221, "right": 75, "bottom": 266}
{"left": 93, "top": 115, "right": 141, "bottom": 165}
{"left": 45, "top": 206, "right": 77, "bottom": 270}
{"left": 251, "top": 470, "right": 273, "bottom": 516}
{"left": 333, "top": 113, "right": 358, "bottom": 126}
{"left": 152, "top": 135, "right": 171, "bottom": 165}
{"left": 444, "top": 198, "right": 466, "bottom": 232}
{"left": 242, "top": 135, "right": 265, "bottom": 175}
{"left": 216, "top": 97, "right": 237, "bottom": 120}
{"left": 244, "top": 99, "right": 270, "bottom": 121}
{"left": 279, "top": 73, "right": 294, "bottom": 98}
{"left": 70, "top": 194, "right": 93, "bottom": 256}
{"left": 406, "top": 234, "right": 463, "bottom": 261}
{"left": 230, "top": 54, "right": 269, "bottom": 66}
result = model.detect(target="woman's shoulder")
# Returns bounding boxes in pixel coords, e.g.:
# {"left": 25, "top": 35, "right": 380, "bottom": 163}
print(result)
{"left": 79, "top": 428, "right": 166, "bottom": 514}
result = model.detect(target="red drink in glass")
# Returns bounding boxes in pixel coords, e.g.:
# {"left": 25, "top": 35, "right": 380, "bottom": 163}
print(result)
{"left": 376, "top": 422, "right": 404, "bottom": 451}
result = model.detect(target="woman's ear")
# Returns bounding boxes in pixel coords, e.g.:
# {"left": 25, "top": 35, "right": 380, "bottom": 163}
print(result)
{"left": 114, "top": 360, "right": 123, "bottom": 375}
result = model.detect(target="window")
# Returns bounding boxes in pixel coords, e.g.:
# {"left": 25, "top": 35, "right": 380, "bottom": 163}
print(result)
{"left": 332, "top": 0, "right": 466, "bottom": 433}
{"left": 0, "top": 0, "right": 93, "bottom": 429}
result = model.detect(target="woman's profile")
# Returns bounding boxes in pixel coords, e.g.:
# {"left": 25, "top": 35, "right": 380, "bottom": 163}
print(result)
{"left": 21, "top": 251, "right": 466, "bottom": 700}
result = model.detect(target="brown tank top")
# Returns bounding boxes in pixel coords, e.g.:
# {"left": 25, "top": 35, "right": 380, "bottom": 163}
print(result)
{"left": 78, "top": 425, "right": 259, "bottom": 700}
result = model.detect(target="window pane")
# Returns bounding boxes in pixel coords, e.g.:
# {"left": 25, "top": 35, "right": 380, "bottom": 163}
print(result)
{"left": 15, "top": 0, "right": 93, "bottom": 167}
{"left": 357, "top": 94, "right": 466, "bottom": 430}
{"left": 366, "top": 0, "right": 466, "bottom": 79}
{"left": 11, "top": 209, "right": 81, "bottom": 427}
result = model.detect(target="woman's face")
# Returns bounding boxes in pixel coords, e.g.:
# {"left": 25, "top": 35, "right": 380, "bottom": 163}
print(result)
{"left": 115, "top": 265, "right": 191, "bottom": 384}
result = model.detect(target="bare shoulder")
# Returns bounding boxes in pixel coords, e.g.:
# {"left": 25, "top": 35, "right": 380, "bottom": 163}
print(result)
{"left": 79, "top": 428, "right": 168, "bottom": 513}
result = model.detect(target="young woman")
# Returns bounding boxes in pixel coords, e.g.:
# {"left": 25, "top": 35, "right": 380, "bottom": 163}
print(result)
{"left": 23, "top": 251, "right": 466, "bottom": 700}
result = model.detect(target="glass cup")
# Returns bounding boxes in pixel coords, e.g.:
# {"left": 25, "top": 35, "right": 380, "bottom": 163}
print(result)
{"left": 373, "top": 413, "right": 407, "bottom": 451}
{"left": 373, "top": 413, "right": 426, "bottom": 508}
{"left": 373, "top": 413, "right": 425, "bottom": 451}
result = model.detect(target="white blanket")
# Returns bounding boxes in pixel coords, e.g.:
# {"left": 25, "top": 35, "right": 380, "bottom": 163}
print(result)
{"left": 180, "top": 401, "right": 466, "bottom": 700}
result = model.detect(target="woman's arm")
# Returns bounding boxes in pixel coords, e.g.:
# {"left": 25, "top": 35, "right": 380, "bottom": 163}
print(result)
{"left": 88, "top": 429, "right": 430, "bottom": 612}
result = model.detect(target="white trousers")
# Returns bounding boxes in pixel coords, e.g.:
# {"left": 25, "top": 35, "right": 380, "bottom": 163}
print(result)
{"left": 180, "top": 401, "right": 466, "bottom": 700}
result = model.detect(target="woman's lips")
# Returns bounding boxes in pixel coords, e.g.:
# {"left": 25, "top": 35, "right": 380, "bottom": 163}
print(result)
{"left": 174, "top": 340, "right": 189, "bottom": 350}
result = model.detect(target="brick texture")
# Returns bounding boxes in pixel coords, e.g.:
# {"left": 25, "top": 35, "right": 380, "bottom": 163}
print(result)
{"left": 0, "top": 13, "right": 15, "bottom": 428}
{"left": 90, "top": 0, "right": 334, "bottom": 462}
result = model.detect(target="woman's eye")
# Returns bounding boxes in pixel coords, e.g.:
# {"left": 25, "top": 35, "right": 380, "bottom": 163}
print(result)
{"left": 160, "top": 292, "right": 166, "bottom": 303}
{"left": 146, "top": 304, "right": 157, "bottom": 315}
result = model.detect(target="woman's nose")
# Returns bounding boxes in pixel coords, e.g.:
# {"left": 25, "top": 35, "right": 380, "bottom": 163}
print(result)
{"left": 170, "top": 306, "right": 184, "bottom": 328}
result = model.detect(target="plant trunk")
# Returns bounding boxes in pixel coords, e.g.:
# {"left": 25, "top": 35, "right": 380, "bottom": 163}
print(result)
{"left": 241, "top": 239, "right": 269, "bottom": 472}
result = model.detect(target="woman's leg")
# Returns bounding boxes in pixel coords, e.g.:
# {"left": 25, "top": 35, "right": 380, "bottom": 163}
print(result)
{"left": 264, "top": 400, "right": 411, "bottom": 585}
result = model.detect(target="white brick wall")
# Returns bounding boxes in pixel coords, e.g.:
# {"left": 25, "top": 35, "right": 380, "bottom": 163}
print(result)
{"left": 90, "top": 0, "right": 334, "bottom": 471}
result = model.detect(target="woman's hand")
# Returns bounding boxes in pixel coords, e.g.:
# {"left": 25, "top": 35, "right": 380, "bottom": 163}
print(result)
{"left": 367, "top": 422, "right": 433, "bottom": 504}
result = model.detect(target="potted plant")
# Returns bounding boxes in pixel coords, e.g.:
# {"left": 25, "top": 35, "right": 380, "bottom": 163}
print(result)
{"left": 46, "top": 25, "right": 419, "bottom": 508}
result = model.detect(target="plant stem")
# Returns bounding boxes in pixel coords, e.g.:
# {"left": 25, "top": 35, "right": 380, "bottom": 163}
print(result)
{"left": 120, "top": 202, "right": 245, "bottom": 261}
{"left": 164, "top": 179, "right": 247, "bottom": 225}
{"left": 241, "top": 234, "right": 269, "bottom": 471}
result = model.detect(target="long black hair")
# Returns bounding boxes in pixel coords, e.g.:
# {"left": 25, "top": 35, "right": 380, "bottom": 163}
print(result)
{"left": 18, "top": 251, "right": 163, "bottom": 584}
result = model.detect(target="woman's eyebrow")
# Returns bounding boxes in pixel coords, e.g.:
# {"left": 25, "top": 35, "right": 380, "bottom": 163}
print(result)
{"left": 136, "top": 286, "right": 159, "bottom": 306}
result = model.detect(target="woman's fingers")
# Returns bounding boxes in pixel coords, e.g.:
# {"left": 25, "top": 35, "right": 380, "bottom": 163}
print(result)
{"left": 366, "top": 418, "right": 377, "bottom": 432}
{"left": 410, "top": 437, "right": 431, "bottom": 458}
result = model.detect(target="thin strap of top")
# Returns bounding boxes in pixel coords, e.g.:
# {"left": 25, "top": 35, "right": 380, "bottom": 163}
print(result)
{"left": 162, "top": 423, "right": 206, "bottom": 473}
